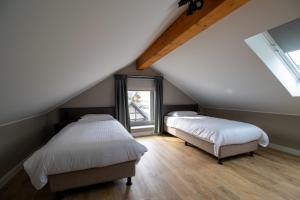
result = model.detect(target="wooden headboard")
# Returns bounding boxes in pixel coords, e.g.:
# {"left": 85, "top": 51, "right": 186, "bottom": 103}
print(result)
{"left": 163, "top": 104, "right": 198, "bottom": 116}
{"left": 59, "top": 107, "right": 115, "bottom": 124}
{"left": 59, "top": 104, "right": 198, "bottom": 124}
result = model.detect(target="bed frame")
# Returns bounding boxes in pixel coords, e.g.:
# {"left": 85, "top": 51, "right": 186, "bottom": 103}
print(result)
{"left": 163, "top": 104, "right": 258, "bottom": 164}
{"left": 59, "top": 107, "right": 116, "bottom": 124}
{"left": 49, "top": 107, "right": 135, "bottom": 194}
{"left": 49, "top": 161, "right": 135, "bottom": 192}
{"left": 165, "top": 126, "right": 257, "bottom": 164}
{"left": 163, "top": 104, "right": 199, "bottom": 116}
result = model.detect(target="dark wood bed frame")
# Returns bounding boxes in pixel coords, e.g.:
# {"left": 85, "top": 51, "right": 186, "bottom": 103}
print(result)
{"left": 60, "top": 104, "right": 198, "bottom": 122}
{"left": 60, "top": 106, "right": 116, "bottom": 123}
{"left": 54, "top": 107, "right": 116, "bottom": 133}
{"left": 163, "top": 104, "right": 199, "bottom": 116}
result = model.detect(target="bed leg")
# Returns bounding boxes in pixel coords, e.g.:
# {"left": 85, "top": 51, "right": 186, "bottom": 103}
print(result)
{"left": 185, "top": 141, "right": 192, "bottom": 146}
{"left": 249, "top": 151, "right": 254, "bottom": 157}
{"left": 56, "top": 192, "right": 64, "bottom": 200}
{"left": 218, "top": 158, "right": 223, "bottom": 165}
{"left": 126, "top": 177, "right": 132, "bottom": 186}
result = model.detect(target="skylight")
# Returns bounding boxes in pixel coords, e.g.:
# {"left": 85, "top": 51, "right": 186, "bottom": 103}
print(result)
{"left": 245, "top": 18, "right": 300, "bottom": 97}
{"left": 286, "top": 50, "right": 300, "bottom": 73}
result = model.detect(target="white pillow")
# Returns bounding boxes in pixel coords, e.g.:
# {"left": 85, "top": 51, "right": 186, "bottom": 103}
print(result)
{"left": 79, "top": 114, "right": 114, "bottom": 122}
{"left": 168, "top": 111, "right": 198, "bottom": 117}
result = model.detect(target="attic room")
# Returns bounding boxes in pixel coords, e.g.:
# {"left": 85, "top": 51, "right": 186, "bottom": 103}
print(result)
{"left": 0, "top": 0, "right": 300, "bottom": 199}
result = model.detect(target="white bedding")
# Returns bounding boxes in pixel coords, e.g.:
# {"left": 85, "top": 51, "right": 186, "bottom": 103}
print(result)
{"left": 24, "top": 119, "right": 147, "bottom": 190}
{"left": 165, "top": 115, "right": 269, "bottom": 156}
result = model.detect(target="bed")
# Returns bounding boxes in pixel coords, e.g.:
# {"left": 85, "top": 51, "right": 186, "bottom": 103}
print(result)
{"left": 163, "top": 105, "right": 269, "bottom": 164}
{"left": 24, "top": 107, "right": 147, "bottom": 192}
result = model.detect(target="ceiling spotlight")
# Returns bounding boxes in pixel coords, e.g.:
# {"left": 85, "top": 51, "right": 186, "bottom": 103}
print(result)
{"left": 178, "top": 0, "right": 204, "bottom": 16}
{"left": 194, "top": 0, "right": 204, "bottom": 10}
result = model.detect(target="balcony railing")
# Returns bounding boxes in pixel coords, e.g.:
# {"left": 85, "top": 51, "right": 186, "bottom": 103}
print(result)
{"left": 129, "top": 102, "right": 149, "bottom": 122}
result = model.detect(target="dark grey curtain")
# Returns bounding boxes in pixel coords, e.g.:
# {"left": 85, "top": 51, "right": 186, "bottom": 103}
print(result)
{"left": 115, "top": 75, "right": 131, "bottom": 132}
{"left": 154, "top": 76, "right": 163, "bottom": 134}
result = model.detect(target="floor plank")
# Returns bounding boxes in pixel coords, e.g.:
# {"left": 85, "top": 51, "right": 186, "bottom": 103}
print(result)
{"left": 1, "top": 135, "right": 300, "bottom": 200}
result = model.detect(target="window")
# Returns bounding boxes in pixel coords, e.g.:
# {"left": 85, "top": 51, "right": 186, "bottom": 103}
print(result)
{"left": 245, "top": 18, "right": 300, "bottom": 97}
{"left": 286, "top": 50, "right": 300, "bottom": 75}
{"left": 262, "top": 32, "right": 300, "bottom": 80}
{"left": 128, "top": 90, "right": 154, "bottom": 127}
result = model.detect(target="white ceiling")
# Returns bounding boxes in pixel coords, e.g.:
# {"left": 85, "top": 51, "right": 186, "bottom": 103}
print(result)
{"left": 1, "top": 0, "right": 300, "bottom": 126}
{"left": 0, "top": 0, "right": 184, "bottom": 125}
{"left": 154, "top": 0, "right": 300, "bottom": 115}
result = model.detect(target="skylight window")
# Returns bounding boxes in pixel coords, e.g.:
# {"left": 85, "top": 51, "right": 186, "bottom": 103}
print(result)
{"left": 245, "top": 18, "right": 300, "bottom": 97}
{"left": 286, "top": 50, "right": 300, "bottom": 73}
{"left": 261, "top": 32, "right": 300, "bottom": 81}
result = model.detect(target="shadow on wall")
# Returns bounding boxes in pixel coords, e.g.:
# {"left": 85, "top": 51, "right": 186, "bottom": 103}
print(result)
{"left": 203, "top": 108, "right": 300, "bottom": 151}
{"left": 61, "top": 63, "right": 196, "bottom": 108}
{"left": 0, "top": 110, "right": 59, "bottom": 180}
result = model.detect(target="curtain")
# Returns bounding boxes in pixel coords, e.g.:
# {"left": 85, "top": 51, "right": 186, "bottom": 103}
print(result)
{"left": 115, "top": 75, "right": 131, "bottom": 132}
{"left": 154, "top": 76, "right": 163, "bottom": 134}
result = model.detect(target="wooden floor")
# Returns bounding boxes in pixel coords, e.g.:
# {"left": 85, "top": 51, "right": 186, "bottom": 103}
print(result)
{"left": 1, "top": 135, "right": 300, "bottom": 200}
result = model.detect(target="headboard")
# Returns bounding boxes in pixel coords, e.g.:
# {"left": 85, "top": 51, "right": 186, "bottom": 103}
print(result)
{"left": 59, "top": 104, "right": 198, "bottom": 124}
{"left": 163, "top": 104, "right": 198, "bottom": 116}
{"left": 59, "top": 107, "right": 115, "bottom": 124}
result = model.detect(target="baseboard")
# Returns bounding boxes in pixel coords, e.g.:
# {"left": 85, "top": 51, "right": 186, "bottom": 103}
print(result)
{"left": 269, "top": 143, "right": 300, "bottom": 156}
{"left": 0, "top": 144, "right": 44, "bottom": 189}
{"left": 132, "top": 131, "right": 155, "bottom": 137}
{"left": 0, "top": 160, "right": 24, "bottom": 189}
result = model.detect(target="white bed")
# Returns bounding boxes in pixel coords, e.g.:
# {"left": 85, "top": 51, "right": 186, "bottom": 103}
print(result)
{"left": 164, "top": 114, "right": 269, "bottom": 162}
{"left": 24, "top": 116, "right": 147, "bottom": 190}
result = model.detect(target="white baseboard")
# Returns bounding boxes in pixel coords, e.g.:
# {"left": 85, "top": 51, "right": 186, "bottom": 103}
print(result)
{"left": 0, "top": 160, "right": 24, "bottom": 189}
{"left": 269, "top": 143, "right": 300, "bottom": 156}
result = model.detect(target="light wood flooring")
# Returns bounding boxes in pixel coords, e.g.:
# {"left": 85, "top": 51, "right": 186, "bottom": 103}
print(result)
{"left": 1, "top": 135, "right": 300, "bottom": 200}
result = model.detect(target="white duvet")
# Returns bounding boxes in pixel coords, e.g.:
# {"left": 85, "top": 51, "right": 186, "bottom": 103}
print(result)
{"left": 165, "top": 115, "right": 269, "bottom": 156}
{"left": 24, "top": 119, "right": 147, "bottom": 190}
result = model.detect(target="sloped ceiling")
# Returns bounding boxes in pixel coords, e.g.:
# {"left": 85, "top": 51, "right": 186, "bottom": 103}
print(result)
{"left": 0, "top": 0, "right": 184, "bottom": 125}
{"left": 154, "top": 0, "right": 300, "bottom": 115}
{"left": 1, "top": 0, "right": 300, "bottom": 126}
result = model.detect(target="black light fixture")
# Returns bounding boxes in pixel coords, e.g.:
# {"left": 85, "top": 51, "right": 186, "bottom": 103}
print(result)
{"left": 178, "top": 0, "right": 204, "bottom": 16}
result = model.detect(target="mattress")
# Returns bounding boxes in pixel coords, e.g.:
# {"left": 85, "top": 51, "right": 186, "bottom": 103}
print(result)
{"left": 24, "top": 119, "right": 147, "bottom": 190}
{"left": 164, "top": 115, "right": 269, "bottom": 156}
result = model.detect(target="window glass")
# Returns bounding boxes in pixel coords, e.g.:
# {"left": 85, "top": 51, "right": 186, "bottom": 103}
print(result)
{"left": 128, "top": 91, "right": 154, "bottom": 126}
{"left": 287, "top": 50, "right": 300, "bottom": 70}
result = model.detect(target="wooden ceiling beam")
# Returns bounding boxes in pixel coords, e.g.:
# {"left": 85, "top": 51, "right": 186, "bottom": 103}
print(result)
{"left": 136, "top": 0, "right": 249, "bottom": 70}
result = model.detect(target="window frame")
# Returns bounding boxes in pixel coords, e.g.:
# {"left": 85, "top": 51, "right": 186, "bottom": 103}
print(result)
{"left": 245, "top": 32, "right": 300, "bottom": 97}
{"left": 286, "top": 50, "right": 300, "bottom": 74}
{"left": 128, "top": 90, "right": 155, "bottom": 127}
{"left": 263, "top": 32, "right": 300, "bottom": 80}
